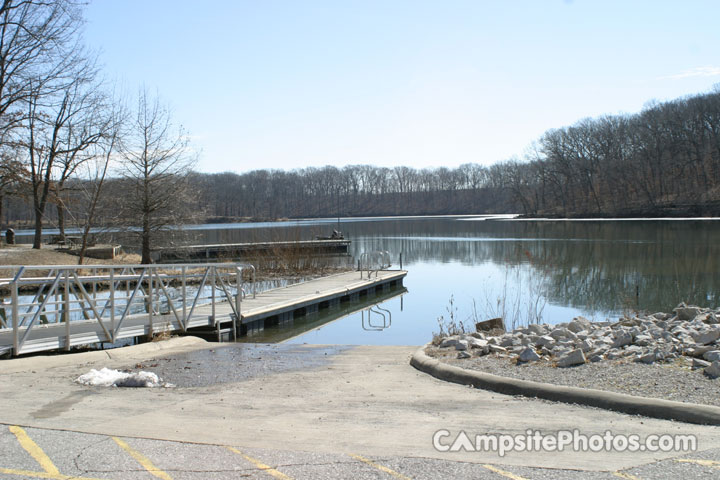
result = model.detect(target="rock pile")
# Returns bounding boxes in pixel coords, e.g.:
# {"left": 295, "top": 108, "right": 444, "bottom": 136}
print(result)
{"left": 434, "top": 304, "right": 720, "bottom": 378}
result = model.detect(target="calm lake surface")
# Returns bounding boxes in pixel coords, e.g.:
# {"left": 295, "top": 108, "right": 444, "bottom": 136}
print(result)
{"left": 13, "top": 216, "right": 720, "bottom": 346}
{"left": 181, "top": 216, "right": 720, "bottom": 346}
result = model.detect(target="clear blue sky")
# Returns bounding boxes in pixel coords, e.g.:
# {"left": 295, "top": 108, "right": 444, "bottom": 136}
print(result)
{"left": 84, "top": 0, "right": 720, "bottom": 174}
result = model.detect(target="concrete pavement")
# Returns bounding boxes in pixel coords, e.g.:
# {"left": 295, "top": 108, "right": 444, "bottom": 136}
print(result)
{"left": 1, "top": 337, "right": 719, "bottom": 478}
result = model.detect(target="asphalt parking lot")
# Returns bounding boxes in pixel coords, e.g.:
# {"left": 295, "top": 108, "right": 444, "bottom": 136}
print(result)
{"left": 2, "top": 424, "right": 720, "bottom": 480}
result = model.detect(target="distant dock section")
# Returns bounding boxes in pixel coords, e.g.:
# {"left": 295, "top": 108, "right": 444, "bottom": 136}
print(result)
{"left": 153, "top": 239, "right": 351, "bottom": 262}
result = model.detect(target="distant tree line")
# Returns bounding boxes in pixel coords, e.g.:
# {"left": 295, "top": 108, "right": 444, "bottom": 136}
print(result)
{"left": 8, "top": 88, "right": 720, "bottom": 239}
{"left": 171, "top": 88, "right": 720, "bottom": 220}
{"left": 188, "top": 164, "right": 514, "bottom": 220}
{"left": 501, "top": 88, "right": 720, "bottom": 217}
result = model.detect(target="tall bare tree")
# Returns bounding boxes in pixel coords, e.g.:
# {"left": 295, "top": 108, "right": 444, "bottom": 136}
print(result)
{"left": 118, "top": 89, "right": 195, "bottom": 264}
{"left": 25, "top": 60, "right": 106, "bottom": 249}
{"left": 0, "top": 0, "right": 94, "bottom": 248}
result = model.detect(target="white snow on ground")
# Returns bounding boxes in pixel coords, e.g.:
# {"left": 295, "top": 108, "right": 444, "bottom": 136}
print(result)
{"left": 75, "top": 368, "right": 173, "bottom": 388}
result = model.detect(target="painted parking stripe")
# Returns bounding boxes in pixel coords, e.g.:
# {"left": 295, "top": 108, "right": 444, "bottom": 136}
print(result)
{"left": 676, "top": 458, "right": 720, "bottom": 468}
{"left": 349, "top": 454, "right": 413, "bottom": 480}
{"left": 0, "top": 466, "right": 108, "bottom": 480}
{"left": 226, "top": 446, "right": 293, "bottom": 480}
{"left": 9, "top": 426, "right": 60, "bottom": 475}
{"left": 481, "top": 464, "right": 529, "bottom": 480}
{"left": 112, "top": 437, "right": 173, "bottom": 480}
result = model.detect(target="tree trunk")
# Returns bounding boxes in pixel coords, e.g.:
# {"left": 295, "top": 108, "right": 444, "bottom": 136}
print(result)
{"left": 32, "top": 207, "right": 43, "bottom": 249}
{"left": 56, "top": 202, "right": 66, "bottom": 242}
{"left": 141, "top": 217, "right": 152, "bottom": 264}
{"left": 0, "top": 190, "right": 4, "bottom": 231}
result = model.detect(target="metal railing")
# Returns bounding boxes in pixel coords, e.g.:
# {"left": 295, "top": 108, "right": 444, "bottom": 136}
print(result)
{"left": 358, "top": 251, "right": 392, "bottom": 279}
{"left": 0, "top": 262, "right": 255, "bottom": 356}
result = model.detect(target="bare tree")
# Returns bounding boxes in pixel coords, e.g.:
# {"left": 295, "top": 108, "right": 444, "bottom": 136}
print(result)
{"left": 118, "top": 88, "right": 195, "bottom": 264}
{"left": 0, "top": 0, "right": 95, "bottom": 248}
{"left": 25, "top": 60, "right": 105, "bottom": 249}
{"left": 76, "top": 97, "right": 126, "bottom": 264}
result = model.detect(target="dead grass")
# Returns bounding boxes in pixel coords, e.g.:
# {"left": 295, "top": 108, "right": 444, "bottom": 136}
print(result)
{"left": 0, "top": 244, "right": 141, "bottom": 278}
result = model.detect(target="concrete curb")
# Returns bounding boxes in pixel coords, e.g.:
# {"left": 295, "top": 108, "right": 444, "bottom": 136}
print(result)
{"left": 410, "top": 344, "right": 720, "bottom": 426}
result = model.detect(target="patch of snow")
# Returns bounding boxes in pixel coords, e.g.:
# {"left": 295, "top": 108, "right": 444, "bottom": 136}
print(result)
{"left": 75, "top": 367, "right": 173, "bottom": 388}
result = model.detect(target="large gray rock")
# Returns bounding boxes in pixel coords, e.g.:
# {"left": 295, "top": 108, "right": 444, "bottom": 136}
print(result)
{"left": 535, "top": 335, "right": 555, "bottom": 347}
{"left": 633, "top": 334, "right": 653, "bottom": 347}
{"left": 556, "top": 349, "right": 586, "bottom": 367}
{"left": 675, "top": 305, "right": 701, "bottom": 321}
{"left": 455, "top": 339, "right": 469, "bottom": 351}
{"left": 439, "top": 337, "right": 458, "bottom": 348}
{"left": 612, "top": 330, "right": 633, "bottom": 348}
{"left": 692, "top": 328, "right": 720, "bottom": 345}
{"left": 638, "top": 352, "right": 657, "bottom": 364}
{"left": 568, "top": 317, "right": 592, "bottom": 333}
{"left": 693, "top": 358, "right": 711, "bottom": 369}
{"left": 606, "top": 349, "right": 622, "bottom": 360}
{"left": 704, "top": 361, "right": 720, "bottom": 379}
{"left": 703, "top": 350, "right": 720, "bottom": 362}
{"left": 686, "top": 345, "right": 716, "bottom": 357}
{"left": 468, "top": 337, "right": 488, "bottom": 349}
{"left": 499, "top": 336, "right": 515, "bottom": 347}
{"left": 578, "top": 339, "right": 594, "bottom": 352}
{"left": 518, "top": 347, "right": 541, "bottom": 362}
{"left": 525, "top": 324, "right": 546, "bottom": 335}
{"left": 550, "top": 327, "right": 576, "bottom": 340}
{"left": 623, "top": 345, "right": 643, "bottom": 357}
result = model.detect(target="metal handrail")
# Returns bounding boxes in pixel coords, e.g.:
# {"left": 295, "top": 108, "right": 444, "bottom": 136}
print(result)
{"left": 358, "top": 251, "right": 392, "bottom": 279}
{"left": 0, "top": 262, "right": 256, "bottom": 356}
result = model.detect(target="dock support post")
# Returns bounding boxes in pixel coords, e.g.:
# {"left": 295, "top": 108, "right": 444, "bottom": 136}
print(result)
{"left": 64, "top": 273, "right": 71, "bottom": 351}
{"left": 147, "top": 271, "right": 154, "bottom": 338}
{"left": 182, "top": 266, "right": 187, "bottom": 327}
{"left": 12, "top": 274, "right": 18, "bottom": 356}
{"left": 110, "top": 269, "right": 116, "bottom": 342}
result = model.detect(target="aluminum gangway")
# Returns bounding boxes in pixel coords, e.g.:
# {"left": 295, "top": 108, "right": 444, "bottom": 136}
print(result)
{"left": 0, "top": 261, "right": 408, "bottom": 356}
{"left": 0, "top": 263, "right": 254, "bottom": 356}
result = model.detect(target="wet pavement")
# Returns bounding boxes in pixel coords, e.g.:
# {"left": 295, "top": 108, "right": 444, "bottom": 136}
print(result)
{"left": 123, "top": 343, "right": 352, "bottom": 388}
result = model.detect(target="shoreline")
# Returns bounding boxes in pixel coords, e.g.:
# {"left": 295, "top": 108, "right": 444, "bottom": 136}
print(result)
{"left": 427, "top": 305, "right": 720, "bottom": 410}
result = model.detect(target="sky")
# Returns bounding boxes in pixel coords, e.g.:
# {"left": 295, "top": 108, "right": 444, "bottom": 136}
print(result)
{"left": 83, "top": 0, "right": 720, "bottom": 174}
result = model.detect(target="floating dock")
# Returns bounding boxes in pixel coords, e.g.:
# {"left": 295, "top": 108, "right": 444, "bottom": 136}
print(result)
{"left": 153, "top": 239, "right": 351, "bottom": 262}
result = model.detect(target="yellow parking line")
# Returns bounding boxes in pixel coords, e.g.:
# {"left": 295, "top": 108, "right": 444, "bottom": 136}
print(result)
{"left": 676, "top": 458, "right": 720, "bottom": 468}
{"left": 482, "top": 464, "right": 529, "bottom": 480}
{"left": 226, "top": 446, "right": 293, "bottom": 480}
{"left": 9, "top": 426, "right": 60, "bottom": 475}
{"left": 613, "top": 472, "right": 642, "bottom": 480}
{"left": 112, "top": 437, "right": 173, "bottom": 480}
{"left": 349, "top": 454, "right": 412, "bottom": 480}
{"left": 0, "top": 467, "right": 65, "bottom": 479}
{"left": 0, "top": 466, "right": 109, "bottom": 480}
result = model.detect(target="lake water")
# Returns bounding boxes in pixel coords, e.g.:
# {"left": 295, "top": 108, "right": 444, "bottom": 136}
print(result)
{"left": 10, "top": 216, "right": 720, "bottom": 346}
{"left": 176, "top": 215, "right": 720, "bottom": 346}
